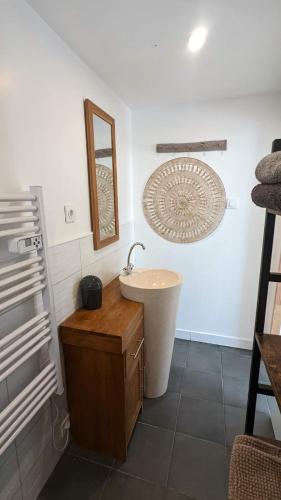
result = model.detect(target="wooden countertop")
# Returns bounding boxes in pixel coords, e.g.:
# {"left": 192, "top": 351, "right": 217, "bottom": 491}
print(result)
{"left": 60, "top": 277, "right": 143, "bottom": 354}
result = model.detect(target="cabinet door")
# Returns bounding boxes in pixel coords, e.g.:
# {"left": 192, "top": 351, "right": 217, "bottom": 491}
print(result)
{"left": 125, "top": 323, "right": 144, "bottom": 443}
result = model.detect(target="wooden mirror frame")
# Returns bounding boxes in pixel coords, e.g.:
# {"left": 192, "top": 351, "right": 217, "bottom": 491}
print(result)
{"left": 84, "top": 99, "right": 119, "bottom": 250}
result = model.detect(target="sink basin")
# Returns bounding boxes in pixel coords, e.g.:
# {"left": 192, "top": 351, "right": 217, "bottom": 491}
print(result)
{"left": 119, "top": 268, "right": 181, "bottom": 290}
{"left": 119, "top": 269, "right": 182, "bottom": 398}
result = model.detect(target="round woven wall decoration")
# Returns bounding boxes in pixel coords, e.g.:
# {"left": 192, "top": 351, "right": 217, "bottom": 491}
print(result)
{"left": 96, "top": 164, "right": 115, "bottom": 239}
{"left": 143, "top": 157, "right": 226, "bottom": 243}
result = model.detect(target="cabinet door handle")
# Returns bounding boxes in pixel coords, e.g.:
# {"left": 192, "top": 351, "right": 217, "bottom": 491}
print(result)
{"left": 130, "top": 338, "right": 144, "bottom": 360}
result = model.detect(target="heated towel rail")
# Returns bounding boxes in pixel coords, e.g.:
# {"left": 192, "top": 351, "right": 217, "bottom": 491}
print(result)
{"left": 0, "top": 186, "right": 63, "bottom": 456}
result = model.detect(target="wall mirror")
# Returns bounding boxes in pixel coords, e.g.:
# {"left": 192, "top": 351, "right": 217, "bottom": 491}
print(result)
{"left": 84, "top": 99, "right": 119, "bottom": 249}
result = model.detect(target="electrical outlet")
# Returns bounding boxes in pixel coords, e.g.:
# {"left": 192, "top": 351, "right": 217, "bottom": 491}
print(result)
{"left": 60, "top": 414, "right": 70, "bottom": 437}
{"left": 226, "top": 198, "right": 239, "bottom": 209}
{"left": 64, "top": 205, "right": 76, "bottom": 223}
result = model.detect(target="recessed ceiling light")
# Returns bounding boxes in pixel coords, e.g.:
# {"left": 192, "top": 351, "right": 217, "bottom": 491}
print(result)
{"left": 187, "top": 27, "right": 207, "bottom": 53}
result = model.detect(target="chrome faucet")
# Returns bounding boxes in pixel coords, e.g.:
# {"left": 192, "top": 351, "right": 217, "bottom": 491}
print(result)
{"left": 123, "top": 242, "right": 146, "bottom": 275}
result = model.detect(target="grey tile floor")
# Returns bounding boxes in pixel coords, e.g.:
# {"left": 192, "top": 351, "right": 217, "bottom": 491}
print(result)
{"left": 39, "top": 340, "right": 274, "bottom": 500}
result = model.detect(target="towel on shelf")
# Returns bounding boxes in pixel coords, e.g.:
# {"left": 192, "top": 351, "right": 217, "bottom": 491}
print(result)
{"left": 256, "top": 151, "right": 281, "bottom": 184}
{"left": 228, "top": 435, "right": 281, "bottom": 500}
{"left": 251, "top": 184, "right": 281, "bottom": 212}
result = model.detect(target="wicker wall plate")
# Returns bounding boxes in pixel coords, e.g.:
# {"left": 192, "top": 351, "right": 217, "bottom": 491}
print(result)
{"left": 96, "top": 164, "right": 116, "bottom": 240}
{"left": 143, "top": 157, "right": 226, "bottom": 243}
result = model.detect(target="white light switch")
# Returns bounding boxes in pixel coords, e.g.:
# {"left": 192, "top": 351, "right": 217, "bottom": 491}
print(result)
{"left": 64, "top": 205, "right": 76, "bottom": 223}
{"left": 226, "top": 198, "right": 239, "bottom": 210}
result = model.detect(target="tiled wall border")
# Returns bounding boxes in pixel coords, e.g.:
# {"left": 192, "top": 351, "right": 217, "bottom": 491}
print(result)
{"left": 49, "top": 220, "right": 133, "bottom": 323}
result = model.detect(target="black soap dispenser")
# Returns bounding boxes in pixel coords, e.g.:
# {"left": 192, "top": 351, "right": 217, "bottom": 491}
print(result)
{"left": 80, "top": 275, "right": 103, "bottom": 310}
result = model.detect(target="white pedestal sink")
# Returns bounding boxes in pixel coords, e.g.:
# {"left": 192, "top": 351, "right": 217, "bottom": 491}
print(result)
{"left": 119, "top": 269, "right": 182, "bottom": 398}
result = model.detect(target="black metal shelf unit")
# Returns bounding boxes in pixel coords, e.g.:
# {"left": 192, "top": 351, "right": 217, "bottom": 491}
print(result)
{"left": 245, "top": 139, "right": 281, "bottom": 434}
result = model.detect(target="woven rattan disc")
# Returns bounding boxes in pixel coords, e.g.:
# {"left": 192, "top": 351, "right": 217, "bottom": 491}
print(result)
{"left": 96, "top": 164, "right": 115, "bottom": 239}
{"left": 143, "top": 157, "right": 226, "bottom": 243}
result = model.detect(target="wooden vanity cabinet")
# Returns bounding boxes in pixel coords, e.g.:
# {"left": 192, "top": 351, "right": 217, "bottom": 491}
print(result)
{"left": 60, "top": 278, "right": 144, "bottom": 461}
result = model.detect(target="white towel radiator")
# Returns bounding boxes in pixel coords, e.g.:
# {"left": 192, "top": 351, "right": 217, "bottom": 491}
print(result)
{"left": 0, "top": 186, "right": 63, "bottom": 456}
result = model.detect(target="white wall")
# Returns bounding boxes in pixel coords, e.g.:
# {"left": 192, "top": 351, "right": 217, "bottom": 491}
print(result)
{"left": 132, "top": 94, "right": 281, "bottom": 348}
{"left": 0, "top": 1, "right": 134, "bottom": 499}
{"left": 0, "top": 0, "right": 133, "bottom": 247}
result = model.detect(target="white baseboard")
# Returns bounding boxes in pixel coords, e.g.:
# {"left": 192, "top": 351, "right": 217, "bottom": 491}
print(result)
{"left": 176, "top": 328, "right": 253, "bottom": 350}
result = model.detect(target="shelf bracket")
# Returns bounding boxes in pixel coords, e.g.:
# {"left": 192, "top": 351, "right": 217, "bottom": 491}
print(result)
{"left": 156, "top": 140, "right": 227, "bottom": 154}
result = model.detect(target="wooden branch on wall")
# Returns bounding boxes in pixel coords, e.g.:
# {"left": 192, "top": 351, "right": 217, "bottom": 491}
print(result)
{"left": 95, "top": 148, "right": 113, "bottom": 158}
{"left": 156, "top": 140, "right": 227, "bottom": 153}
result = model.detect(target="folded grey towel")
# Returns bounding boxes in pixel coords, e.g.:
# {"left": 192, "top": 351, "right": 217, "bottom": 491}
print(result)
{"left": 252, "top": 184, "right": 281, "bottom": 212}
{"left": 256, "top": 152, "right": 281, "bottom": 184}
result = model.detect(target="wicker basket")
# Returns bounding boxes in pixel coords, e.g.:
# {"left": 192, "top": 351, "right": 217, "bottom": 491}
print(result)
{"left": 228, "top": 435, "right": 281, "bottom": 500}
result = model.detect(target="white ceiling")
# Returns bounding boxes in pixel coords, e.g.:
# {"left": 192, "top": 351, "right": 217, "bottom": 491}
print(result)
{"left": 27, "top": 0, "right": 281, "bottom": 108}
